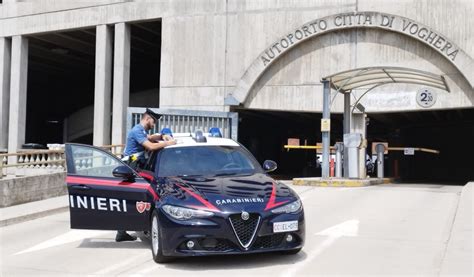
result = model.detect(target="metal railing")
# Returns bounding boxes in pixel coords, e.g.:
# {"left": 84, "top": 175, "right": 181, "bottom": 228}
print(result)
{"left": 128, "top": 107, "right": 239, "bottom": 141}
{"left": 0, "top": 144, "right": 125, "bottom": 179}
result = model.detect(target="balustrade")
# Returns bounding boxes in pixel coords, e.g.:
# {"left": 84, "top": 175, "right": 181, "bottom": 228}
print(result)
{"left": 0, "top": 144, "right": 124, "bottom": 179}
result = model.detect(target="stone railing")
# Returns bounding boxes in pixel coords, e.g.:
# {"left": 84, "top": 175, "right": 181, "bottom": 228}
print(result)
{"left": 100, "top": 144, "right": 125, "bottom": 157}
{"left": 0, "top": 144, "right": 124, "bottom": 179}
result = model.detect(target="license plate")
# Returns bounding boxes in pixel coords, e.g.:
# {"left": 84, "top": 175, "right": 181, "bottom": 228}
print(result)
{"left": 273, "top": 221, "right": 298, "bottom": 233}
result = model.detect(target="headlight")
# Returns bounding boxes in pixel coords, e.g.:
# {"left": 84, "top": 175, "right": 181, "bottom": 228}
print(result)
{"left": 271, "top": 200, "right": 302, "bottom": 214}
{"left": 162, "top": 205, "right": 214, "bottom": 220}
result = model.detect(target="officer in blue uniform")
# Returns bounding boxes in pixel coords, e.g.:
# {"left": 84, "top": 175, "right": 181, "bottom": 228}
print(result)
{"left": 123, "top": 108, "right": 176, "bottom": 167}
{"left": 116, "top": 108, "right": 176, "bottom": 242}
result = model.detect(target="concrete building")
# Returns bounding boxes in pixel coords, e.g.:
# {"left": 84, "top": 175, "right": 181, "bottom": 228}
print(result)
{"left": 0, "top": 0, "right": 473, "bottom": 182}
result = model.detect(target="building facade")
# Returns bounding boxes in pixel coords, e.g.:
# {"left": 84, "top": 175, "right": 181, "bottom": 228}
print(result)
{"left": 0, "top": 1, "right": 473, "bottom": 177}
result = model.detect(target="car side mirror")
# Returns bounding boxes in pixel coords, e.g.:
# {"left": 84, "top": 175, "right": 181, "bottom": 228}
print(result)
{"left": 263, "top": 160, "right": 277, "bottom": 173}
{"left": 113, "top": 165, "right": 135, "bottom": 181}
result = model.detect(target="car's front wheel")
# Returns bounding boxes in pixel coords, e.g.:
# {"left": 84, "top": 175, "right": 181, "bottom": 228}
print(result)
{"left": 150, "top": 210, "right": 171, "bottom": 263}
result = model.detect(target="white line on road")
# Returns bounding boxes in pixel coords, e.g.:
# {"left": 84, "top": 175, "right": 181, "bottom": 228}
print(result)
{"left": 14, "top": 230, "right": 114, "bottom": 256}
{"left": 314, "top": 219, "right": 359, "bottom": 237}
{"left": 299, "top": 188, "right": 315, "bottom": 201}
{"left": 281, "top": 219, "right": 359, "bottom": 277}
{"left": 134, "top": 262, "right": 166, "bottom": 275}
{"left": 94, "top": 251, "right": 151, "bottom": 275}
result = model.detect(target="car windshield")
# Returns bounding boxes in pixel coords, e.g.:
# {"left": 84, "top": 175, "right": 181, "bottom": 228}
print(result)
{"left": 155, "top": 146, "right": 263, "bottom": 177}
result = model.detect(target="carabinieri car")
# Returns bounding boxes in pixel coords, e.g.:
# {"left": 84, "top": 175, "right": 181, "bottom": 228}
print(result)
{"left": 65, "top": 130, "right": 305, "bottom": 263}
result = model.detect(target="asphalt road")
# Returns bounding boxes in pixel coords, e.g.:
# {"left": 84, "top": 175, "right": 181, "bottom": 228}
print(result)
{"left": 0, "top": 183, "right": 471, "bottom": 276}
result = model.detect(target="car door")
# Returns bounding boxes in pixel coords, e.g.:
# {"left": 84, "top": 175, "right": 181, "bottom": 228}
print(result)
{"left": 65, "top": 143, "right": 159, "bottom": 231}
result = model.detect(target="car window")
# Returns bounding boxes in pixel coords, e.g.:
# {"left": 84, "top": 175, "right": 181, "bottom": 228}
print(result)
{"left": 69, "top": 145, "right": 122, "bottom": 177}
{"left": 155, "top": 146, "right": 263, "bottom": 177}
{"left": 144, "top": 151, "right": 157, "bottom": 171}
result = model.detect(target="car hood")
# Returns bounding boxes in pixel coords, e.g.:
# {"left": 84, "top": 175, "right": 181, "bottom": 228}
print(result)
{"left": 157, "top": 173, "right": 298, "bottom": 213}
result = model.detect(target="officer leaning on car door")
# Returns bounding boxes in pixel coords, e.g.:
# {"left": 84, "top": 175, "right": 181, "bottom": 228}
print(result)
{"left": 116, "top": 108, "right": 176, "bottom": 242}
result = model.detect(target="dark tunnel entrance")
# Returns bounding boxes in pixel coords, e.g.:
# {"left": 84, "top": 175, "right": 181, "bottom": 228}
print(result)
{"left": 237, "top": 108, "right": 474, "bottom": 185}
{"left": 25, "top": 20, "right": 161, "bottom": 146}
{"left": 27, "top": 27, "right": 96, "bottom": 145}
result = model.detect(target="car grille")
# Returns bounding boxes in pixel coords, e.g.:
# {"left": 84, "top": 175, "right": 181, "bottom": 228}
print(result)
{"left": 252, "top": 233, "right": 285, "bottom": 249}
{"left": 201, "top": 239, "right": 235, "bottom": 252}
{"left": 229, "top": 213, "right": 260, "bottom": 248}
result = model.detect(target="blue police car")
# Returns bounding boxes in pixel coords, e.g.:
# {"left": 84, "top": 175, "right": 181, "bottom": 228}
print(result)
{"left": 65, "top": 129, "right": 305, "bottom": 263}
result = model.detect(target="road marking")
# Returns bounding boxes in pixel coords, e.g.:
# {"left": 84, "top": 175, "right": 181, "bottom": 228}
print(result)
{"left": 299, "top": 188, "right": 315, "bottom": 201}
{"left": 282, "top": 219, "right": 359, "bottom": 277}
{"left": 314, "top": 219, "right": 359, "bottom": 237}
{"left": 14, "top": 230, "right": 113, "bottom": 255}
{"left": 94, "top": 251, "right": 151, "bottom": 275}
{"left": 134, "top": 262, "right": 166, "bottom": 274}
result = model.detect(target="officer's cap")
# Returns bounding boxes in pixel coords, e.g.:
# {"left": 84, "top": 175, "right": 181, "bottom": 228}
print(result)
{"left": 144, "top": 108, "right": 162, "bottom": 122}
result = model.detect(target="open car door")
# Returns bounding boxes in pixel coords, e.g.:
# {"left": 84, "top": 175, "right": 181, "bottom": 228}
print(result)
{"left": 64, "top": 143, "right": 158, "bottom": 231}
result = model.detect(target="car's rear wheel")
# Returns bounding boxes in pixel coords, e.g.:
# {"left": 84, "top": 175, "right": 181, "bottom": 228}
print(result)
{"left": 151, "top": 211, "right": 171, "bottom": 263}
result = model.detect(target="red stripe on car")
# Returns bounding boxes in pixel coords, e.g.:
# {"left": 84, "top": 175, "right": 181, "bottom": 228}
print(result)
{"left": 66, "top": 176, "right": 159, "bottom": 200}
{"left": 138, "top": 171, "right": 155, "bottom": 182}
{"left": 264, "top": 182, "right": 289, "bottom": 211}
{"left": 175, "top": 183, "right": 219, "bottom": 212}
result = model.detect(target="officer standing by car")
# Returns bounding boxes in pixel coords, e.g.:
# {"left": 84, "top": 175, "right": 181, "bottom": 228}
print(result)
{"left": 116, "top": 108, "right": 176, "bottom": 242}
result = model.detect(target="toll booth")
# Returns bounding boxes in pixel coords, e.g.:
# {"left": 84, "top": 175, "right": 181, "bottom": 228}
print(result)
{"left": 286, "top": 67, "right": 450, "bottom": 182}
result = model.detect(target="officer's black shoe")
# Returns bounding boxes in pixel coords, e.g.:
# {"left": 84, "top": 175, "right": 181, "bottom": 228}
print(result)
{"left": 115, "top": 231, "right": 137, "bottom": 242}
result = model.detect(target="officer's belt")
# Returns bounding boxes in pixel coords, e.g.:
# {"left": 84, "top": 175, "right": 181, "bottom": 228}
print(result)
{"left": 121, "top": 151, "right": 145, "bottom": 162}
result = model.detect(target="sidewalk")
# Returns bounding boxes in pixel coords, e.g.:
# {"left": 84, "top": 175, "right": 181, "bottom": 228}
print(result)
{"left": 0, "top": 195, "right": 68, "bottom": 227}
{"left": 440, "top": 182, "right": 473, "bottom": 276}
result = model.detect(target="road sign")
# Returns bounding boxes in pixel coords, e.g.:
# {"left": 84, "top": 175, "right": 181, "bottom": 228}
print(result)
{"left": 404, "top": 148, "right": 415, "bottom": 155}
{"left": 321, "top": 119, "right": 331, "bottom": 132}
{"left": 416, "top": 88, "right": 437, "bottom": 108}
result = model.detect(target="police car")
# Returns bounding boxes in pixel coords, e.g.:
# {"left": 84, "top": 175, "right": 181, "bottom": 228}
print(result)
{"left": 65, "top": 128, "right": 305, "bottom": 263}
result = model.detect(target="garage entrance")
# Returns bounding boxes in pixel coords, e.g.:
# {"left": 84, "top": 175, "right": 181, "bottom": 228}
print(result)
{"left": 237, "top": 108, "right": 474, "bottom": 185}
{"left": 27, "top": 27, "right": 96, "bottom": 145}
{"left": 369, "top": 108, "right": 474, "bottom": 184}
{"left": 25, "top": 20, "right": 161, "bottom": 146}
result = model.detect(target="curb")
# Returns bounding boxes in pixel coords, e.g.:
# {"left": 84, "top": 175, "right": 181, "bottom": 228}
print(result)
{"left": 0, "top": 195, "right": 69, "bottom": 227}
{"left": 0, "top": 206, "right": 69, "bottom": 227}
{"left": 293, "top": 177, "right": 394, "bottom": 187}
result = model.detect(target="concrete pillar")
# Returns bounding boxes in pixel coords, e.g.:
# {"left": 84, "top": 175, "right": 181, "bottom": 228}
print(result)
{"left": 0, "top": 37, "right": 11, "bottom": 152}
{"left": 344, "top": 133, "right": 362, "bottom": 178}
{"left": 112, "top": 23, "right": 131, "bottom": 145}
{"left": 93, "top": 25, "right": 113, "bottom": 146}
{"left": 343, "top": 92, "right": 351, "bottom": 177}
{"left": 321, "top": 79, "right": 331, "bottom": 179}
{"left": 376, "top": 144, "right": 385, "bottom": 178}
{"left": 343, "top": 93, "right": 351, "bottom": 135}
{"left": 335, "top": 142, "right": 343, "bottom": 178}
{"left": 8, "top": 36, "right": 28, "bottom": 158}
{"left": 351, "top": 113, "right": 367, "bottom": 178}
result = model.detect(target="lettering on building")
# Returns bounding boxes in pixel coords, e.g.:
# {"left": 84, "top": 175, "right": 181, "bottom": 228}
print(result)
{"left": 260, "top": 12, "right": 460, "bottom": 67}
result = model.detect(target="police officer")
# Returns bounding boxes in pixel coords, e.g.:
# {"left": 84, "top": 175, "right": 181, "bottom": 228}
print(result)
{"left": 122, "top": 108, "right": 176, "bottom": 168}
{"left": 116, "top": 108, "right": 176, "bottom": 242}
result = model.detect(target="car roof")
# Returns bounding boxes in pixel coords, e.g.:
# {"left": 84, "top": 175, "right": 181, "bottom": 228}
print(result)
{"left": 165, "top": 134, "right": 240, "bottom": 148}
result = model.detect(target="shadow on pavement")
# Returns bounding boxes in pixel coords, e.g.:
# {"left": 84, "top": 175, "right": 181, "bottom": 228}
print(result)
{"left": 76, "top": 233, "right": 307, "bottom": 270}
{"left": 77, "top": 238, "right": 149, "bottom": 249}
{"left": 162, "top": 251, "right": 307, "bottom": 270}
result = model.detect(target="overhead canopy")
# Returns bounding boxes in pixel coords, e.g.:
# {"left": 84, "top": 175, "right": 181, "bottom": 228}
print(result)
{"left": 323, "top": 66, "right": 450, "bottom": 93}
